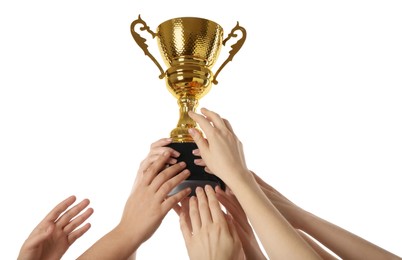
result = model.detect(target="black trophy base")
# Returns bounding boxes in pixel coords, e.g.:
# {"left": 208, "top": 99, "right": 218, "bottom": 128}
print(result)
{"left": 167, "top": 142, "right": 225, "bottom": 197}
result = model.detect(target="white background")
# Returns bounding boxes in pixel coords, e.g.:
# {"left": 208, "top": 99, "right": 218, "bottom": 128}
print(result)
{"left": 1, "top": 0, "right": 401, "bottom": 259}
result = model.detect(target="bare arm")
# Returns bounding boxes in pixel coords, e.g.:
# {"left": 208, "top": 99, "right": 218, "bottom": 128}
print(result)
{"left": 254, "top": 172, "right": 402, "bottom": 260}
{"left": 297, "top": 230, "right": 338, "bottom": 260}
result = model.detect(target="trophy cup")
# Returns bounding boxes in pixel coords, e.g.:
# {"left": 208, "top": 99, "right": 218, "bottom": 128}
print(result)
{"left": 130, "top": 15, "right": 246, "bottom": 195}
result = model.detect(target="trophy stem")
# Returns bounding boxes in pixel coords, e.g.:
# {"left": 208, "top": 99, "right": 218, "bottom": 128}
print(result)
{"left": 170, "top": 97, "right": 199, "bottom": 142}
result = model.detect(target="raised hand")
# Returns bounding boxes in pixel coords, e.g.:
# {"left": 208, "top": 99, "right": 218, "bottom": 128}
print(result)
{"left": 188, "top": 108, "right": 250, "bottom": 187}
{"left": 177, "top": 185, "right": 243, "bottom": 260}
{"left": 137, "top": 138, "right": 180, "bottom": 174}
{"left": 78, "top": 151, "right": 191, "bottom": 260}
{"left": 121, "top": 152, "right": 191, "bottom": 243}
{"left": 18, "top": 195, "right": 93, "bottom": 260}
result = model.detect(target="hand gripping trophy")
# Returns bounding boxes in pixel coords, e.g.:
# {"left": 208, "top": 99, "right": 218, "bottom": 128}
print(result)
{"left": 130, "top": 15, "right": 246, "bottom": 195}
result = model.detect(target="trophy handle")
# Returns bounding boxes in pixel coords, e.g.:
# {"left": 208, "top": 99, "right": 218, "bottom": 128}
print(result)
{"left": 213, "top": 22, "right": 247, "bottom": 84}
{"left": 130, "top": 15, "right": 165, "bottom": 79}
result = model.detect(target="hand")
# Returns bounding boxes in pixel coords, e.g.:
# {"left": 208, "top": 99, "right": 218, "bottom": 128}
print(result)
{"left": 78, "top": 146, "right": 191, "bottom": 260}
{"left": 18, "top": 195, "right": 93, "bottom": 260}
{"left": 137, "top": 138, "right": 180, "bottom": 175}
{"left": 188, "top": 108, "right": 250, "bottom": 186}
{"left": 176, "top": 185, "right": 243, "bottom": 260}
{"left": 215, "top": 186, "right": 267, "bottom": 260}
{"left": 119, "top": 151, "right": 191, "bottom": 245}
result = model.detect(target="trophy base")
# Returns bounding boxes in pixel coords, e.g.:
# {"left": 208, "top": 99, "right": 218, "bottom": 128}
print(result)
{"left": 167, "top": 142, "right": 225, "bottom": 197}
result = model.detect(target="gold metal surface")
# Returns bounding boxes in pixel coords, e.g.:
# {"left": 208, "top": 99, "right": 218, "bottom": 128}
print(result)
{"left": 131, "top": 15, "right": 246, "bottom": 142}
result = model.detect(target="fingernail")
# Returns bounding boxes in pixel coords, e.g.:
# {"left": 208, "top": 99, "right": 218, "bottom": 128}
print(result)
{"left": 169, "top": 158, "right": 177, "bottom": 164}
{"left": 179, "top": 161, "right": 186, "bottom": 167}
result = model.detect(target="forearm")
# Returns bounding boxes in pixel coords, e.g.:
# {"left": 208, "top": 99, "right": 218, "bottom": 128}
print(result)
{"left": 297, "top": 230, "right": 339, "bottom": 260}
{"left": 228, "top": 174, "right": 322, "bottom": 260}
{"left": 77, "top": 225, "right": 141, "bottom": 260}
{"left": 297, "top": 209, "right": 400, "bottom": 260}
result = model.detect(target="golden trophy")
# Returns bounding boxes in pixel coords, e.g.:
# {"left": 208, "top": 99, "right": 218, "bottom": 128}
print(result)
{"left": 130, "top": 15, "right": 246, "bottom": 195}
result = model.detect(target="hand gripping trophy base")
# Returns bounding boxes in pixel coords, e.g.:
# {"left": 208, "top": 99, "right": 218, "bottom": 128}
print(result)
{"left": 167, "top": 142, "right": 225, "bottom": 197}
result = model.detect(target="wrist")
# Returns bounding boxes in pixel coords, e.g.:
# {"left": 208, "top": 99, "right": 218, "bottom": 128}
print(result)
{"left": 114, "top": 222, "right": 143, "bottom": 251}
{"left": 224, "top": 169, "right": 256, "bottom": 191}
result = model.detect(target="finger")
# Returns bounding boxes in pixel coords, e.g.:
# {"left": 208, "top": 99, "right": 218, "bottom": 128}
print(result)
{"left": 230, "top": 216, "right": 249, "bottom": 243}
{"left": 188, "top": 111, "right": 212, "bottom": 134}
{"left": 223, "top": 118, "right": 235, "bottom": 134}
{"left": 149, "top": 143, "right": 180, "bottom": 158}
{"left": 67, "top": 222, "right": 91, "bottom": 245}
{"left": 200, "top": 107, "right": 227, "bottom": 130}
{"left": 204, "top": 167, "right": 213, "bottom": 174}
{"left": 195, "top": 187, "right": 212, "bottom": 226}
{"left": 189, "top": 196, "right": 201, "bottom": 233}
{"left": 216, "top": 186, "right": 244, "bottom": 217}
{"left": 158, "top": 170, "right": 191, "bottom": 206}
{"left": 140, "top": 152, "right": 178, "bottom": 170}
{"left": 140, "top": 142, "right": 180, "bottom": 169}
{"left": 193, "top": 159, "right": 213, "bottom": 174}
{"left": 173, "top": 196, "right": 190, "bottom": 214}
{"left": 142, "top": 152, "right": 171, "bottom": 186}
{"left": 179, "top": 197, "right": 192, "bottom": 235}
{"left": 56, "top": 198, "right": 90, "bottom": 228}
{"left": 180, "top": 197, "right": 190, "bottom": 215}
{"left": 151, "top": 161, "right": 187, "bottom": 192}
{"left": 179, "top": 204, "right": 193, "bottom": 243}
{"left": 193, "top": 158, "right": 206, "bottom": 166}
{"left": 205, "top": 185, "right": 227, "bottom": 225}
{"left": 63, "top": 207, "right": 94, "bottom": 234}
{"left": 173, "top": 203, "right": 182, "bottom": 216}
{"left": 215, "top": 186, "right": 249, "bottom": 233}
{"left": 192, "top": 148, "right": 201, "bottom": 156}
{"left": 226, "top": 215, "right": 241, "bottom": 243}
{"left": 215, "top": 186, "right": 234, "bottom": 214}
{"left": 150, "top": 138, "right": 173, "bottom": 149}
{"left": 43, "top": 195, "right": 77, "bottom": 223}
{"left": 163, "top": 184, "right": 191, "bottom": 208}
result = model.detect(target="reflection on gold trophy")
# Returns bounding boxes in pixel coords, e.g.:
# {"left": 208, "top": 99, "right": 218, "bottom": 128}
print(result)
{"left": 130, "top": 15, "right": 246, "bottom": 195}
